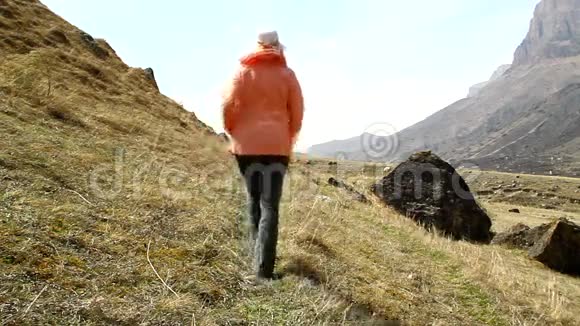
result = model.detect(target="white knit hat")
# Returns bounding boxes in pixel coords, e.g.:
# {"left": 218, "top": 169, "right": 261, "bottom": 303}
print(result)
{"left": 257, "top": 30, "right": 285, "bottom": 50}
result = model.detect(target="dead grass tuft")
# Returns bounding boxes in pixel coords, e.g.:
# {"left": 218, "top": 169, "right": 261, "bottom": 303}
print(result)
{"left": 0, "top": 6, "right": 16, "bottom": 20}
{"left": 94, "top": 115, "right": 146, "bottom": 135}
{"left": 45, "top": 28, "right": 69, "bottom": 45}
{"left": 295, "top": 233, "right": 336, "bottom": 258}
{"left": 46, "top": 106, "right": 87, "bottom": 128}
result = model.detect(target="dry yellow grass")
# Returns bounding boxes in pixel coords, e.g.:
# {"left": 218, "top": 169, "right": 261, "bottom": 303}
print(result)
{"left": 289, "top": 162, "right": 580, "bottom": 325}
{"left": 1, "top": 0, "right": 580, "bottom": 325}
{"left": 482, "top": 202, "right": 580, "bottom": 232}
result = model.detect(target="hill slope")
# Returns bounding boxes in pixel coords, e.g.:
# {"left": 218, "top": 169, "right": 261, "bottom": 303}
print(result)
{"left": 1, "top": 0, "right": 580, "bottom": 325}
{"left": 307, "top": 133, "right": 375, "bottom": 159}
{"left": 308, "top": 0, "right": 580, "bottom": 177}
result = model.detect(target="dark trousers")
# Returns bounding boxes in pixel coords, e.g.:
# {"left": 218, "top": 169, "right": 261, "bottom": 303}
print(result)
{"left": 235, "top": 155, "right": 289, "bottom": 279}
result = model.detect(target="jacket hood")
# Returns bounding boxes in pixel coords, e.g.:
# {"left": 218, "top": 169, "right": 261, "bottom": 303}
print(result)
{"left": 240, "top": 48, "right": 287, "bottom": 67}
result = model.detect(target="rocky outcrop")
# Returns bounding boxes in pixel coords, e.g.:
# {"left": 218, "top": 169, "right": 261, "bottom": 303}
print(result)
{"left": 514, "top": 0, "right": 580, "bottom": 65}
{"left": 529, "top": 218, "right": 580, "bottom": 275}
{"left": 370, "top": 151, "right": 492, "bottom": 243}
{"left": 144, "top": 68, "right": 159, "bottom": 91}
{"left": 494, "top": 219, "right": 580, "bottom": 275}
{"left": 79, "top": 31, "right": 109, "bottom": 59}
{"left": 491, "top": 223, "right": 552, "bottom": 249}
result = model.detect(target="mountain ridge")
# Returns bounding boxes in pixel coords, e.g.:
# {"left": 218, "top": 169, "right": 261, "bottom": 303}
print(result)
{"left": 514, "top": 0, "right": 580, "bottom": 65}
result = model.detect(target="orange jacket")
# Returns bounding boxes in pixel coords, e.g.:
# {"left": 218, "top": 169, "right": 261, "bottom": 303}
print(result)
{"left": 221, "top": 48, "right": 304, "bottom": 156}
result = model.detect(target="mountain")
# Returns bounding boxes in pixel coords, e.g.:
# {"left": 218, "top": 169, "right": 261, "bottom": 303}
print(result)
{"left": 514, "top": 0, "right": 580, "bottom": 65}
{"left": 467, "top": 64, "right": 511, "bottom": 98}
{"left": 308, "top": 0, "right": 580, "bottom": 177}
{"left": 307, "top": 133, "right": 373, "bottom": 159}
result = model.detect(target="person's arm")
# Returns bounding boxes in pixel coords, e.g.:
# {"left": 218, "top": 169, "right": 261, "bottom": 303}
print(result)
{"left": 287, "top": 69, "right": 304, "bottom": 145}
{"left": 221, "top": 69, "right": 244, "bottom": 135}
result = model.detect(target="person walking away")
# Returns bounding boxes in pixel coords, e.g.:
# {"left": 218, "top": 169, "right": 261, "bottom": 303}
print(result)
{"left": 221, "top": 31, "right": 304, "bottom": 280}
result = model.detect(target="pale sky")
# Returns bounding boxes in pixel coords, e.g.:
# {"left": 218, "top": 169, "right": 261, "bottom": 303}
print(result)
{"left": 42, "top": 0, "right": 539, "bottom": 151}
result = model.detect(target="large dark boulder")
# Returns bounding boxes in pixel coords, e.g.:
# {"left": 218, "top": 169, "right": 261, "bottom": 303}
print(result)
{"left": 528, "top": 218, "right": 580, "bottom": 275}
{"left": 491, "top": 223, "right": 552, "bottom": 249}
{"left": 370, "top": 151, "right": 492, "bottom": 243}
{"left": 493, "top": 218, "right": 580, "bottom": 275}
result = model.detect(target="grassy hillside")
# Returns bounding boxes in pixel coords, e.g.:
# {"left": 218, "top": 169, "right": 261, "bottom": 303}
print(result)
{"left": 1, "top": 0, "right": 580, "bottom": 325}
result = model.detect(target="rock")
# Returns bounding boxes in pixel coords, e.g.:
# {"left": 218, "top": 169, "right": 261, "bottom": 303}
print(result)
{"left": 541, "top": 204, "right": 557, "bottom": 210}
{"left": 513, "top": 0, "right": 580, "bottom": 65}
{"left": 493, "top": 219, "right": 580, "bottom": 275}
{"left": 529, "top": 218, "right": 580, "bottom": 275}
{"left": 509, "top": 208, "right": 521, "bottom": 213}
{"left": 370, "top": 151, "right": 492, "bottom": 243}
{"left": 491, "top": 223, "right": 552, "bottom": 249}
{"left": 328, "top": 177, "right": 369, "bottom": 204}
{"left": 328, "top": 161, "right": 337, "bottom": 166}
{"left": 144, "top": 68, "right": 159, "bottom": 91}
{"left": 79, "top": 31, "right": 109, "bottom": 59}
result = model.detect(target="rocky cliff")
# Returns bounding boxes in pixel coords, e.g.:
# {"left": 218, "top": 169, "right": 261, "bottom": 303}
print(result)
{"left": 514, "top": 0, "right": 580, "bottom": 65}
